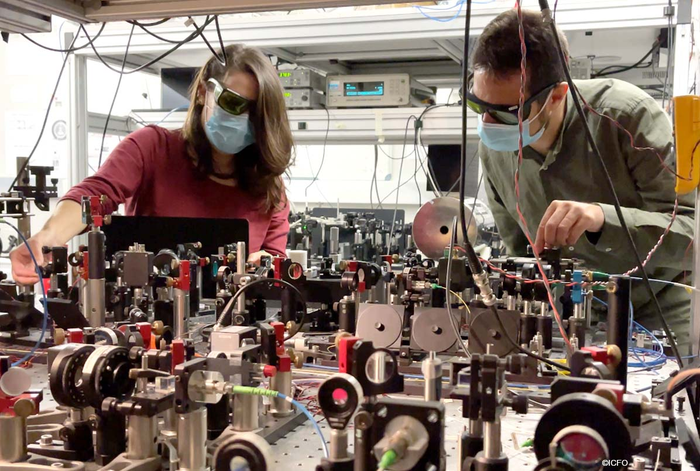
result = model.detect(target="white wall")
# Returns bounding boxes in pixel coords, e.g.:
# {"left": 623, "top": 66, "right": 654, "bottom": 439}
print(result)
{"left": 0, "top": 20, "right": 161, "bottom": 269}
{"left": 284, "top": 87, "right": 485, "bottom": 222}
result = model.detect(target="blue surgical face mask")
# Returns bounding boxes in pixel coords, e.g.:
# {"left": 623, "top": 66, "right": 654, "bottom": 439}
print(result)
{"left": 204, "top": 103, "right": 256, "bottom": 155}
{"left": 476, "top": 94, "right": 552, "bottom": 152}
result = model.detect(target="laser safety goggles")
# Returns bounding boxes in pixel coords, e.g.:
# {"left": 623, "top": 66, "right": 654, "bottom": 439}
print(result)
{"left": 207, "top": 78, "right": 253, "bottom": 116}
{"left": 466, "top": 82, "right": 557, "bottom": 125}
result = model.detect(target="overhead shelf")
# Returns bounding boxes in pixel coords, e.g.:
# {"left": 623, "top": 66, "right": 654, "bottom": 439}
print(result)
{"left": 122, "top": 106, "right": 477, "bottom": 145}
{"left": 72, "top": 0, "right": 677, "bottom": 84}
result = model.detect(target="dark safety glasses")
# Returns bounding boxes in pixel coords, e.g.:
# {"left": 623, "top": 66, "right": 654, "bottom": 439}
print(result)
{"left": 207, "top": 78, "right": 252, "bottom": 116}
{"left": 466, "top": 82, "right": 557, "bottom": 125}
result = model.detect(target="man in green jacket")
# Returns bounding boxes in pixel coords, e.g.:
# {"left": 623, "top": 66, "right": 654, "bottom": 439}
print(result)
{"left": 470, "top": 9, "right": 694, "bottom": 348}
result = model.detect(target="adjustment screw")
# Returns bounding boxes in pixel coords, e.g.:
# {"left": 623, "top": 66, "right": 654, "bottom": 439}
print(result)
{"left": 677, "top": 396, "right": 686, "bottom": 413}
{"left": 427, "top": 411, "right": 439, "bottom": 423}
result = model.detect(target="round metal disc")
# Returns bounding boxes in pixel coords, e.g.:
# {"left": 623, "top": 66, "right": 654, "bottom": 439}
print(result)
{"left": 411, "top": 308, "right": 459, "bottom": 353}
{"left": 356, "top": 305, "right": 402, "bottom": 348}
{"left": 469, "top": 309, "right": 519, "bottom": 357}
{"left": 412, "top": 197, "right": 478, "bottom": 259}
{"left": 534, "top": 393, "right": 632, "bottom": 467}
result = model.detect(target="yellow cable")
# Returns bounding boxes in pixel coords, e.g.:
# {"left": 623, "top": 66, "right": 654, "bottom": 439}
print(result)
{"left": 448, "top": 289, "right": 471, "bottom": 316}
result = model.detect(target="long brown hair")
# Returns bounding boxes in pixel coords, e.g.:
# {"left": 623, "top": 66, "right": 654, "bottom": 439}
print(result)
{"left": 182, "top": 44, "right": 293, "bottom": 213}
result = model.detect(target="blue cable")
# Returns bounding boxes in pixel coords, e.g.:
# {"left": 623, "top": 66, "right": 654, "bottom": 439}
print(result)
{"left": 1, "top": 220, "right": 49, "bottom": 367}
{"left": 277, "top": 392, "right": 329, "bottom": 458}
{"left": 592, "top": 297, "right": 666, "bottom": 369}
{"left": 415, "top": 0, "right": 495, "bottom": 23}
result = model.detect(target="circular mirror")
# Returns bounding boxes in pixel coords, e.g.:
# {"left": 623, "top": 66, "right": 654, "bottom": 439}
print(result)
{"left": 365, "top": 350, "right": 395, "bottom": 384}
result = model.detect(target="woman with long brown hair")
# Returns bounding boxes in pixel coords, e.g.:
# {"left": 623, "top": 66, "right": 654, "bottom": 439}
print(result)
{"left": 10, "top": 44, "right": 294, "bottom": 285}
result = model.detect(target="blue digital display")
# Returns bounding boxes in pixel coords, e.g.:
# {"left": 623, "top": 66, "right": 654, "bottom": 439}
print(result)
{"left": 344, "top": 81, "right": 384, "bottom": 96}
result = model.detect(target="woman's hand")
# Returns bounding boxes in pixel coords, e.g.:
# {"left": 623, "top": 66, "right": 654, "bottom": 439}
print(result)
{"left": 9, "top": 230, "right": 56, "bottom": 286}
{"left": 248, "top": 250, "right": 274, "bottom": 266}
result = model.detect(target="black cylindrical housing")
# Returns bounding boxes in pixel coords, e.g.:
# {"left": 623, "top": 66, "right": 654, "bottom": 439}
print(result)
{"left": 568, "top": 317, "right": 587, "bottom": 348}
{"left": 88, "top": 231, "right": 105, "bottom": 279}
{"left": 537, "top": 315, "right": 553, "bottom": 350}
{"left": 338, "top": 298, "right": 357, "bottom": 334}
{"left": 607, "top": 276, "right": 630, "bottom": 387}
{"left": 519, "top": 314, "right": 537, "bottom": 347}
{"left": 461, "top": 432, "right": 484, "bottom": 460}
{"left": 94, "top": 411, "right": 126, "bottom": 466}
{"left": 280, "top": 289, "right": 294, "bottom": 325}
{"left": 207, "top": 396, "right": 231, "bottom": 440}
{"left": 464, "top": 243, "right": 483, "bottom": 276}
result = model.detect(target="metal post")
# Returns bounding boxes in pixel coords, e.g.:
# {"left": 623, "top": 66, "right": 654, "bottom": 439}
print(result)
{"left": 330, "top": 226, "right": 340, "bottom": 255}
{"left": 483, "top": 418, "right": 501, "bottom": 459}
{"left": 608, "top": 276, "right": 630, "bottom": 387}
{"left": 177, "top": 409, "right": 207, "bottom": 471}
{"left": 174, "top": 287, "right": 188, "bottom": 339}
{"left": 127, "top": 415, "right": 157, "bottom": 460}
{"left": 0, "top": 415, "right": 26, "bottom": 463}
{"left": 422, "top": 351, "right": 442, "bottom": 401}
{"left": 270, "top": 370, "right": 293, "bottom": 417}
{"left": 86, "top": 229, "right": 106, "bottom": 327}
{"left": 231, "top": 394, "right": 259, "bottom": 431}
{"left": 68, "top": 54, "right": 89, "bottom": 255}
{"left": 330, "top": 429, "right": 348, "bottom": 461}
{"left": 236, "top": 242, "right": 246, "bottom": 314}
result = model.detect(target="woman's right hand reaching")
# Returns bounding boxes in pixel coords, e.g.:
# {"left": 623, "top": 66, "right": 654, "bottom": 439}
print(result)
{"left": 9, "top": 231, "right": 53, "bottom": 286}
{"left": 9, "top": 200, "right": 87, "bottom": 286}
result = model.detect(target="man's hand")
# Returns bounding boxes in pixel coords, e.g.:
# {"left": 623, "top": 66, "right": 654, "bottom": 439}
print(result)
{"left": 248, "top": 250, "right": 274, "bottom": 266}
{"left": 534, "top": 200, "right": 604, "bottom": 254}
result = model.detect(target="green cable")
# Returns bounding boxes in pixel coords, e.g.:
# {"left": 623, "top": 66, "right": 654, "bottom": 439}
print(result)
{"left": 230, "top": 385, "right": 279, "bottom": 398}
{"left": 378, "top": 449, "right": 398, "bottom": 470}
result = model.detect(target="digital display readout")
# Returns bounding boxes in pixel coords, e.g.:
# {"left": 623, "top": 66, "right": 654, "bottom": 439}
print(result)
{"left": 344, "top": 81, "right": 384, "bottom": 96}
{"left": 279, "top": 72, "right": 292, "bottom": 77}
{"left": 284, "top": 92, "right": 292, "bottom": 97}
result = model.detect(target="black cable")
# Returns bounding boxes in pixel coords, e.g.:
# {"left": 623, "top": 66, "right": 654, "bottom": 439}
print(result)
{"left": 594, "top": 42, "right": 660, "bottom": 77}
{"left": 187, "top": 16, "right": 226, "bottom": 65}
{"left": 97, "top": 24, "right": 136, "bottom": 169}
{"left": 493, "top": 303, "right": 571, "bottom": 371}
{"left": 304, "top": 105, "right": 331, "bottom": 197}
{"left": 215, "top": 277, "right": 309, "bottom": 338}
{"left": 7, "top": 32, "right": 80, "bottom": 191}
{"left": 413, "top": 137, "right": 422, "bottom": 206}
{"left": 128, "top": 20, "right": 181, "bottom": 44}
{"left": 466, "top": 171, "right": 484, "bottom": 233}
{"left": 137, "top": 18, "right": 172, "bottom": 27}
{"left": 80, "top": 16, "right": 217, "bottom": 76}
{"left": 446, "top": 147, "right": 479, "bottom": 194}
{"left": 540, "top": 1, "right": 684, "bottom": 366}
{"left": 377, "top": 145, "right": 416, "bottom": 160}
{"left": 371, "top": 145, "right": 384, "bottom": 210}
{"left": 386, "top": 115, "right": 417, "bottom": 254}
{"left": 21, "top": 23, "right": 107, "bottom": 53}
{"left": 459, "top": 0, "right": 473, "bottom": 247}
{"left": 214, "top": 16, "right": 228, "bottom": 66}
{"left": 661, "top": 3, "right": 674, "bottom": 110}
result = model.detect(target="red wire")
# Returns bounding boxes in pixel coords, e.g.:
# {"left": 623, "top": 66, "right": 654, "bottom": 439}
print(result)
{"left": 577, "top": 95, "right": 691, "bottom": 182}
{"left": 623, "top": 196, "right": 679, "bottom": 276}
{"left": 514, "top": 2, "right": 573, "bottom": 352}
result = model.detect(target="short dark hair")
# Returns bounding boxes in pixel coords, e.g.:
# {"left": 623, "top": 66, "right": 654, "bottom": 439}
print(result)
{"left": 472, "top": 9, "right": 569, "bottom": 96}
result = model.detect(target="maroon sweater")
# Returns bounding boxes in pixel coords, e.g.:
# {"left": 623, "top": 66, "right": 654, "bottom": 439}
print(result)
{"left": 63, "top": 126, "right": 289, "bottom": 256}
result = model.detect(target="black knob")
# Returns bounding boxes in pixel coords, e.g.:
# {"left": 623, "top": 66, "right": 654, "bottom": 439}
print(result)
{"left": 509, "top": 394, "right": 529, "bottom": 414}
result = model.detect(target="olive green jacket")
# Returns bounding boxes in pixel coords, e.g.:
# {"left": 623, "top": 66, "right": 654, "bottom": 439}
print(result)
{"left": 479, "top": 79, "right": 695, "bottom": 346}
